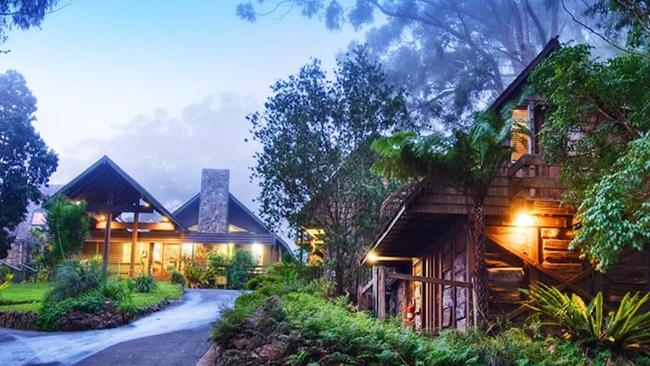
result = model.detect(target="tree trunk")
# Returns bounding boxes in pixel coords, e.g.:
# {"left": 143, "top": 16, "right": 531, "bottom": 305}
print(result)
{"left": 471, "top": 202, "right": 489, "bottom": 328}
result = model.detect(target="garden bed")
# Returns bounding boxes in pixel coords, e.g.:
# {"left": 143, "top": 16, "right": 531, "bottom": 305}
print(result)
{"left": 0, "top": 281, "right": 183, "bottom": 331}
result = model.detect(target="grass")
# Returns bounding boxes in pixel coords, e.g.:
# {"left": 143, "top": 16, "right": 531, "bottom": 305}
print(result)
{"left": 0, "top": 282, "right": 52, "bottom": 304}
{"left": 132, "top": 282, "right": 184, "bottom": 310}
{"left": 0, "top": 281, "right": 183, "bottom": 313}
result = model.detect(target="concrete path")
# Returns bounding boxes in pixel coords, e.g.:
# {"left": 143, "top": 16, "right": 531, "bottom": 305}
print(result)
{"left": 0, "top": 289, "right": 239, "bottom": 366}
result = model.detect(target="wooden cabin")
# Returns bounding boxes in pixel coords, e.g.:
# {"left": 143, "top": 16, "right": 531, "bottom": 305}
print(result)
{"left": 51, "top": 156, "right": 291, "bottom": 278}
{"left": 361, "top": 38, "right": 650, "bottom": 331}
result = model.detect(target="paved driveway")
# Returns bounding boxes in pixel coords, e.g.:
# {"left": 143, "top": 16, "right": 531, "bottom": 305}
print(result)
{"left": 0, "top": 289, "right": 239, "bottom": 366}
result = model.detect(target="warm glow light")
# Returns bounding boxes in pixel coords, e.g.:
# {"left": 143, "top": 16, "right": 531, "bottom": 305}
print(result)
{"left": 98, "top": 215, "right": 106, "bottom": 221}
{"left": 252, "top": 243, "right": 263, "bottom": 264}
{"left": 514, "top": 212, "right": 536, "bottom": 227}
{"left": 142, "top": 202, "right": 151, "bottom": 208}
{"left": 366, "top": 251, "right": 378, "bottom": 263}
{"left": 161, "top": 216, "right": 169, "bottom": 222}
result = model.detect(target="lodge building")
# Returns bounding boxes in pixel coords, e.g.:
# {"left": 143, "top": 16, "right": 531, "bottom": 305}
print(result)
{"left": 8, "top": 156, "right": 291, "bottom": 278}
{"left": 359, "top": 38, "right": 650, "bottom": 331}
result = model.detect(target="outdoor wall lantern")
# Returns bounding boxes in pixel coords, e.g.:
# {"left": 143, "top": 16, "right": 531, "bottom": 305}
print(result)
{"left": 513, "top": 211, "right": 536, "bottom": 227}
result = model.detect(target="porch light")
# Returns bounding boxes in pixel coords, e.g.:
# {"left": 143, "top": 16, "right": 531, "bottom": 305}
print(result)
{"left": 366, "top": 251, "right": 378, "bottom": 263}
{"left": 514, "top": 212, "right": 535, "bottom": 227}
{"left": 161, "top": 216, "right": 169, "bottom": 222}
{"left": 99, "top": 215, "right": 106, "bottom": 221}
{"left": 142, "top": 202, "right": 150, "bottom": 208}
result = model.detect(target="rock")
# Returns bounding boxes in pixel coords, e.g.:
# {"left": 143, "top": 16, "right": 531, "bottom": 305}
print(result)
{"left": 232, "top": 338, "right": 250, "bottom": 350}
{"left": 255, "top": 341, "right": 287, "bottom": 363}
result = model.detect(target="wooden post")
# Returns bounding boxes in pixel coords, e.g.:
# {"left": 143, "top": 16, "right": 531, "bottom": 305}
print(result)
{"left": 128, "top": 211, "right": 139, "bottom": 278}
{"left": 102, "top": 210, "right": 112, "bottom": 273}
{"left": 377, "top": 265, "right": 386, "bottom": 318}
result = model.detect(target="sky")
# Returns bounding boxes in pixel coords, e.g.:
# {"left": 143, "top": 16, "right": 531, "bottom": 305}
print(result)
{"left": 0, "top": 1, "right": 362, "bottom": 229}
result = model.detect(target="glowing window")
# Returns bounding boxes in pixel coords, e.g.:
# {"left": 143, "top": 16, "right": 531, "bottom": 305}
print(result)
{"left": 511, "top": 108, "right": 530, "bottom": 161}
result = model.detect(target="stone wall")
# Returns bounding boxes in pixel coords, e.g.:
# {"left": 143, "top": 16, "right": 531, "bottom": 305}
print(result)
{"left": 198, "top": 169, "right": 230, "bottom": 233}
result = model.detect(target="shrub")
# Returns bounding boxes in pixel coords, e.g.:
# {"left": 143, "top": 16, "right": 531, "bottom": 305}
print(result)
{"left": 524, "top": 284, "right": 650, "bottom": 355}
{"left": 226, "top": 249, "right": 257, "bottom": 289}
{"left": 183, "top": 263, "right": 210, "bottom": 288}
{"left": 133, "top": 273, "right": 156, "bottom": 293}
{"left": 207, "top": 251, "right": 229, "bottom": 278}
{"left": 45, "top": 259, "right": 105, "bottom": 302}
{"left": 170, "top": 269, "right": 187, "bottom": 287}
{"left": 37, "top": 290, "right": 105, "bottom": 331}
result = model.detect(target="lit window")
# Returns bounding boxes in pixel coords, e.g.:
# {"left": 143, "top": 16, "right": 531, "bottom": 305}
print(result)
{"left": 31, "top": 211, "right": 47, "bottom": 226}
{"left": 228, "top": 224, "right": 247, "bottom": 233}
{"left": 511, "top": 108, "right": 529, "bottom": 161}
{"left": 181, "top": 243, "right": 194, "bottom": 260}
{"left": 122, "top": 243, "right": 132, "bottom": 263}
{"left": 251, "top": 243, "right": 263, "bottom": 264}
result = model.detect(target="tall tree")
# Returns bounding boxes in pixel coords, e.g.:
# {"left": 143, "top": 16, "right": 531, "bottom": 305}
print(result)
{"left": 581, "top": 0, "right": 650, "bottom": 57}
{"left": 237, "top": 0, "right": 586, "bottom": 127}
{"left": 0, "top": 70, "right": 58, "bottom": 258}
{"left": 46, "top": 197, "right": 89, "bottom": 261}
{"left": 250, "top": 47, "right": 412, "bottom": 294}
{"left": 0, "top": 0, "right": 60, "bottom": 52}
{"left": 371, "top": 113, "right": 512, "bottom": 326}
{"left": 529, "top": 43, "right": 650, "bottom": 271}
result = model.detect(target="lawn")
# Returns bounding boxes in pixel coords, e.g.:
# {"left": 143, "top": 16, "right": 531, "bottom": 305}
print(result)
{"left": 0, "top": 281, "right": 183, "bottom": 313}
{"left": 132, "top": 282, "right": 184, "bottom": 310}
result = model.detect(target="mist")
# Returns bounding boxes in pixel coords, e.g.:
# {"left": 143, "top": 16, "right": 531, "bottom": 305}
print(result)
{"left": 51, "top": 94, "right": 261, "bottom": 212}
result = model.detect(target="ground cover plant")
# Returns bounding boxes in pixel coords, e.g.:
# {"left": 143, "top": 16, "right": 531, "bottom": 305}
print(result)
{"left": 525, "top": 284, "right": 650, "bottom": 356}
{"left": 213, "top": 262, "right": 647, "bottom": 365}
{"left": 133, "top": 273, "right": 156, "bottom": 293}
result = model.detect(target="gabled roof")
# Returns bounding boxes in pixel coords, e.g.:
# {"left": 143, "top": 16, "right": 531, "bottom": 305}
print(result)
{"left": 367, "top": 37, "right": 562, "bottom": 262}
{"left": 488, "top": 36, "right": 560, "bottom": 114}
{"left": 53, "top": 155, "right": 186, "bottom": 230}
{"left": 173, "top": 192, "right": 293, "bottom": 253}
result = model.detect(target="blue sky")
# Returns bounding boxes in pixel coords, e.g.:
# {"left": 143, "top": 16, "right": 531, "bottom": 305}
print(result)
{"left": 1, "top": 0, "right": 363, "bottom": 222}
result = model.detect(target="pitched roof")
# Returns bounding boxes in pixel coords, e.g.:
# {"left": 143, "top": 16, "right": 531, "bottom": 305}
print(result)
{"left": 173, "top": 192, "right": 293, "bottom": 253}
{"left": 53, "top": 155, "right": 186, "bottom": 230}
{"left": 488, "top": 36, "right": 560, "bottom": 114}
{"left": 366, "top": 37, "right": 562, "bottom": 262}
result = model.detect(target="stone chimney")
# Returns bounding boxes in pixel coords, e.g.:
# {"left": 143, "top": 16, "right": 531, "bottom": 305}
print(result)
{"left": 198, "top": 169, "right": 229, "bottom": 233}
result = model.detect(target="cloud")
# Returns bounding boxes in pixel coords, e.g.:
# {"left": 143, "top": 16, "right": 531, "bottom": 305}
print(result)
{"left": 51, "top": 94, "right": 261, "bottom": 212}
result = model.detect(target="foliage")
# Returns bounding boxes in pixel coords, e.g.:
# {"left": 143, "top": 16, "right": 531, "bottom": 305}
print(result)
{"left": 107, "top": 279, "right": 135, "bottom": 316}
{"left": 37, "top": 290, "right": 104, "bottom": 331}
{"left": 525, "top": 284, "right": 650, "bottom": 355}
{"left": 584, "top": 0, "right": 650, "bottom": 54}
{"left": 572, "top": 135, "right": 650, "bottom": 269}
{"left": 0, "top": 0, "right": 59, "bottom": 45}
{"left": 0, "top": 70, "right": 58, "bottom": 259}
{"left": 250, "top": 46, "right": 410, "bottom": 294}
{"left": 183, "top": 262, "right": 210, "bottom": 288}
{"left": 170, "top": 269, "right": 187, "bottom": 287}
{"left": 237, "top": 0, "right": 590, "bottom": 126}
{"left": 207, "top": 251, "right": 229, "bottom": 278}
{"left": 213, "top": 268, "right": 614, "bottom": 365}
{"left": 133, "top": 273, "right": 156, "bottom": 293}
{"left": 530, "top": 45, "right": 650, "bottom": 270}
{"left": 1, "top": 281, "right": 181, "bottom": 314}
{"left": 46, "top": 197, "right": 90, "bottom": 262}
{"left": 372, "top": 112, "right": 512, "bottom": 197}
{"left": 45, "top": 259, "right": 105, "bottom": 303}
{"left": 226, "top": 249, "right": 257, "bottom": 290}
